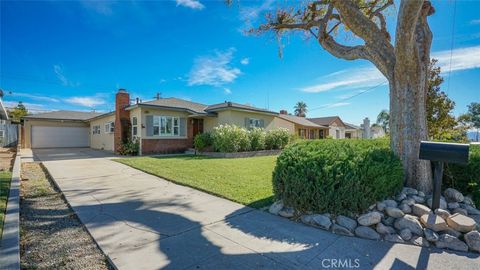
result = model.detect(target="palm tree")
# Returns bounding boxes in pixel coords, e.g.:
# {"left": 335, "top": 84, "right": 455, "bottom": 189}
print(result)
{"left": 294, "top": 101, "right": 307, "bottom": 117}
{"left": 377, "top": 110, "right": 390, "bottom": 133}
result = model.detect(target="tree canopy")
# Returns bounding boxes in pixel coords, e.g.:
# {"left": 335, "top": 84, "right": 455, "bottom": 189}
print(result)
{"left": 8, "top": 101, "right": 28, "bottom": 122}
{"left": 294, "top": 101, "right": 308, "bottom": 117}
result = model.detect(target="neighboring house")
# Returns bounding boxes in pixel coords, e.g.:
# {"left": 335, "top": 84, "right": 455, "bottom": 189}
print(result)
{"left": 22, "top": 89, "right": 329, "bottom": 154}
{"left": 344, "top": 122, "right": 362, "bottom": 139}
{"left": 359, "top": 118, "right": 386, "bottom": 139}
{"left": 307, "top": 116, "right": 347, "bottom": 139}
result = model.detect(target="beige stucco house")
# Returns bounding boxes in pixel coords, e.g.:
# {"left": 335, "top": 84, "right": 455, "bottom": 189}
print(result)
{"left": 22, "top": 89, "right": 329, "bottom": 154}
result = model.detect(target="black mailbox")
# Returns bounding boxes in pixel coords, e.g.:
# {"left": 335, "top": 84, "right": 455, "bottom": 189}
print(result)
{"left": 419, "top": 141, "right": 470, "bottom": 211}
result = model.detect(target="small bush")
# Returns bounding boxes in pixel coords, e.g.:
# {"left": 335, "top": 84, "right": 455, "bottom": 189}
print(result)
{"left": 265, "top": 128, "right": 290, "bottom": 150}
{"left": 272, "top": 139, "right": 404, "bottom": 215}
{"left": 118, "top": 139, "right": 140, "bottom": 156}
{"left": 212, "top": 124, "right": 250, "bottom": 152}
{"left": 194, "top": 132, "right": 213, "bottom": 151}
{"left": 444, "top": 144, "right": 480, "bottom": 206}
{"left": 249, "top": 128, "right": 266, "bottom": 151}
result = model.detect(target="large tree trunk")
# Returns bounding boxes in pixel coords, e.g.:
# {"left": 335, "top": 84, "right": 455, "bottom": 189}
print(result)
{"left": 389, "top": 65, "right": 432, "bottom": 192}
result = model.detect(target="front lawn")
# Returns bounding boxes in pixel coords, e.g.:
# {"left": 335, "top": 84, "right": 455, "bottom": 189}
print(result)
{"left": 116, "top": 155, "right": 277, "bottom": 208}
{"left": 0, "top": 171, "right": 12, "bottom": 238}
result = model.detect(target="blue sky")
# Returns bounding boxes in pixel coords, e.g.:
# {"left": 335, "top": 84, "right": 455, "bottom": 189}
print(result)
{"left": 1, "top": 0, "right": 479, "bottom": 125}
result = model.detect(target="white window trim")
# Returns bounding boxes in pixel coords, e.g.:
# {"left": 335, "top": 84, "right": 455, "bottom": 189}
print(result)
{"left": 152, "top": 115, "right": 181, "bottom": 137}
{"left": 249, "top": 118, "right": 262, "bottom": 129}
{"left": 132, "top": 117, "right": 138, "bottom": 137}
{"left": 0, "top": 130, "right": 4, "bottom": 137}
{"left": 92, "top": 125, "right": 101, "bottom": 135}
{"left": 105, "top": 121, "right": 115, "bottom": 134}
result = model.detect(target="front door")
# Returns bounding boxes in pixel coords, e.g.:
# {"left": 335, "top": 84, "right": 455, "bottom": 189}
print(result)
{"left": 192, "top": 118, "right": 204, "bottom": 138}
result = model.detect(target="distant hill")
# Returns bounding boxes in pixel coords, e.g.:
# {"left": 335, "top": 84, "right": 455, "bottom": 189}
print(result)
{"left": 468, "top": 131, "right": 479, "bottom": 142}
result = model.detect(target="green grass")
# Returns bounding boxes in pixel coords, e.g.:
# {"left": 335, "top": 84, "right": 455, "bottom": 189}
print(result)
{"left": 116, "top": 155, "right": 277, "bottom": 208}
{"left": 0, "top": 171, "right": 12, "bottom": 238}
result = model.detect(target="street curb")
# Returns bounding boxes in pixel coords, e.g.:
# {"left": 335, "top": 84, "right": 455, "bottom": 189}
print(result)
{"left": 0, "top": 152, "right": 21, "bottom": 270}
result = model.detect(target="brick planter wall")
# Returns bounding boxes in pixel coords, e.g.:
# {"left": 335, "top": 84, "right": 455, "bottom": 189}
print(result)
{"left": 141, "top": 138, "right": 193, "bottom": 154}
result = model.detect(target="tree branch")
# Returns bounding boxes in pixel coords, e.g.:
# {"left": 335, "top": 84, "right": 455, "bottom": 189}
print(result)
{"left": 395, "top": 0, "right": 424, "bottom": 55}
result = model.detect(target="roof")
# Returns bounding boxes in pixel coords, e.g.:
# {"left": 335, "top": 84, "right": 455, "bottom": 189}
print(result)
{"left": 129, "top": 98, "right": 209, "bottom": 114}
{"left": 344, "top": 122, "right": 361, "bottom": 130}
{"left": 278, "top": 114, "right": 326, "bottom": 128}
{"left": 308, "top": 116, "right": 346, "bottom": 127}
{"left": 23, "top": 110, "right": 103, "bottom": 121}
{"left": 205, "top": 102, "right": 277, "bottom": 115}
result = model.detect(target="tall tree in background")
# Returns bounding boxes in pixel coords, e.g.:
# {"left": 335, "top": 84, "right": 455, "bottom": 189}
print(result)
{"left": 376, "top": 110, "right": 390, "bottom": 133}
{"left": 426, "top": 59, "right": 458, "bottom": 140}
{"left": 460, "top": 103, "right": 480, "bottom": 141}
{"left": 294, "top": 101, "right": 308, "bottom": 117}
{"left": 245, "top": 0, "right": 435, "bottom": 191}
{"left": 8, "top": 101, "right": 28, "bottom": 122}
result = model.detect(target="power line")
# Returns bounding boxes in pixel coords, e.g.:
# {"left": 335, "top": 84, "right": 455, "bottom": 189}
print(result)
{"left": 446, "top": 0, "right": 457, "bottom": 95}
{"left": 309, "top": 81, "right": 387, "bottom": 111}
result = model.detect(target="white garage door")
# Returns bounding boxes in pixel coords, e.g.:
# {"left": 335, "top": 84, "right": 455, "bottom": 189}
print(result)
{"left": 31, "top": 126, "right": 90, "bottom": 148}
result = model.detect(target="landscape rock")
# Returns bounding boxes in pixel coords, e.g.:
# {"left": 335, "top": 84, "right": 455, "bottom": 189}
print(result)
{"left": 300, "top": 214, "right": 314, "bottom": 225}
{"left": 385, "top": 207, "right": 405, "bottom": 218}
{"left": 402, "top": 187, "right": 418, "bottom": 195}
{"left": 420, "top": 213, "right": 448, "bottom": 232}
{"left": 426, "top": 197, "right": 447, "bottom": 210}
{"left": 269, "top": 201, "right": 284, "bottom": 215}
{"left": 384, "top": 234, "right": 405, "bottom": 243}
{"left": 278, "top": 207, "right": 295, "bottom": 218}
{"left": 376, "top": 223, "right": 396, "bottom": 235}
{"left": 435, "top": 209, "right": 450, "bottom": 220}
{"left": 464, "top": 230, "right": 480, "bottom": 253}
{"left": 418, "top": 191, "right": 425, "bottom": 197}
{"left": 424, "top": 228, "right": 439, "bottom": 242}
{"left": 312, "top": 214, "right": 332, "bottom": 230}
{"left": 332, "top": 224, "right": 354, "bottom": 237}
{"left": 412, "top": 204, "right": 431, "bottom": 217}
{"left": 452, "top": 208, "right": 468, "bottom": 216}
{"left": 394, "top": 215, "right": 423, "bottom": 235}
{"left": 383, "top": 199, "right": 398, "bottom": 208}
{"left": 411, "top": 195, "right": 425, "bottom": 204}
{"left": 377, "top": 202, "right": 387, "bottom": 211}
{"left": 448, "top": 202, "right": 460, "bottom": 210}
{"left": 382, "top": 216, "right": 395, "bottom": 226}
{"left": 401, "top": 198, "right": 416, "bottom": 206}
{"left": 460, "top": 203, "right": 480, "bottom": 215}
{"left": 400, "top": 229, "right": 412, "bottom": 241}
{"left": 399, "top": 204, "right": 412, "bottom": 214}
{"left": 395, "top": 193, "right": 407, "bottom": 202}
{"left": 435, "top": 234, "right": 468, "bottom": 252}
{"left": 355, "top": 226, "right": 381, "bottom": 240}
{"left": 358, "top": 211, "right": 382, "bottom": 226}
{"left": 463, "top": 196, "right": 475, "bottom": 206}
{"left": 444, "top": 188, "right": 464, "bottom": 203}
{"left": 410, "top": 236, "right": 430, "bottom": 247}
{"left": 446, "top": 213, "right": 476, "bottom": 233}
{"left": 336, "top": 215, "right": 357, "bottom": 232}
{"left": 439, "top": 228, "right": 462, "bottom": 238}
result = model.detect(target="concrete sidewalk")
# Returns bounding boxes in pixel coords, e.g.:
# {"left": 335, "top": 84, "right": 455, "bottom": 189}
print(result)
{"left": 30, "top": 148, "right": 479, "bottom": 270}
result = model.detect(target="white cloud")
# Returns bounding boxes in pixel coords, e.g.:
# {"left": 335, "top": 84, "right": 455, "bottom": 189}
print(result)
{"left": 470, "top": 19, "right": 480, "bottom": 25}
{"left": 239, "top": 0, "right": 275, "bottom": 30}
{"left": 300, "top": 45, "right": 480, "bottom": 93}
{"left": 240, "top": 58, "right": 250, "bottom": 65}
{"left": 11, "top": 92, "right": 60, "bottom": 103}
{"left": 224, "top": 88, "right": 232, "bottom": 94}
{"left": 53, "top": 64, "right": 78, "bottom": 87}
{"left": 176, "top": 0, "right": 204, "bottom": 10}
{"left": 65, "top": 96, "right": 106, "bottom": 108}
{"left": 325, "top": 102, "right": 351, "bottom": 108}
{"left": 188, "top": 48, "right": 242, "bottom": 86}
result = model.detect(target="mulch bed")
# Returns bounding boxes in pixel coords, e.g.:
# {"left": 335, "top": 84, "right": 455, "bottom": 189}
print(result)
{"left": 20, "top": 162, "right": 113, "bottom": 270}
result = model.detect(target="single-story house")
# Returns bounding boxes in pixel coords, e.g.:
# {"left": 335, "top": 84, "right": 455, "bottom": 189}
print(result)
{"left": 22, "top": 89, "right": 330, "bottom": 154}
{"left": 307, "top": 116, "right": 347, "bottom": 139}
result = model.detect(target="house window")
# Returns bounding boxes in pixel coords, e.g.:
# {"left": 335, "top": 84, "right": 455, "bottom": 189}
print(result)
{"left": 92, "top": 125, "right": 101, "bottom": 135}
{"left": 249, "top": 118, "right": 262, "bottom": 129}
{"left": 0, "top": 130, "right": 4, "bottom": 138}
{"left": 309, "top": 130, "right": 316, "bottom": 139}
{"left": 335, "top": 129, "right": 340, "bottom": 139}
{"left": 132, "top": 117, "right": 138, "bottom": 136}
{"left": 105, "top": 122, "right": 115, "bottom": 133}
{"left": 299, "top": 129, "right": 306, "bottom": 139}
{"left": 319, "top": 130, "right": 325, "bottom": 139}
{"left": 153, "top": 116, "right": 180, "bottom": 136}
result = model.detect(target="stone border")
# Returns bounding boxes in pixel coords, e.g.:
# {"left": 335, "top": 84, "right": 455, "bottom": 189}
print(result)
{"left": 198, "top": 149, "right": 282, "bottom": 158}
{"left": 0, "top": 151, "right": 21, "bottom": 270}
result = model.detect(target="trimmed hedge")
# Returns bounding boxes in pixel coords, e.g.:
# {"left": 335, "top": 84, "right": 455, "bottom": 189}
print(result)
{"left": 194, "top": 132, "right": 213, "bottom": 152}
{"left": 272, "top": 139, "right": 404, "bottom": 215}
{"left": 444, "top": 144, "right": 480, "bottom": 206}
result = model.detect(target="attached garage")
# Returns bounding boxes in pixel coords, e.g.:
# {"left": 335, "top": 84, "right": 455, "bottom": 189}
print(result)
{"left": 31, "top": 126, "right": 90, "bottom": 148}
{"left": 22, "top": 110, "right": 103, "bottom": 149}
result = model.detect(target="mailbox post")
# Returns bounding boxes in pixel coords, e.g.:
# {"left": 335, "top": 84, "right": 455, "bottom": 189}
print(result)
{"left": 419, "top": 141, "right": 469, "bottom": 211}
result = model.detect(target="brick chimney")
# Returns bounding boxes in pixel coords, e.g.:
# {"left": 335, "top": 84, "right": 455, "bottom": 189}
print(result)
{"left": 114, "top": 89, "right": 131, "bottom": 152}
{"left": 280, "top": 109, "right": 288, "bottom": 115}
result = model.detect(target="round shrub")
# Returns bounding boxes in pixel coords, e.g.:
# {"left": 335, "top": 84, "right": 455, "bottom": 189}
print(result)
{"left": 265, "top": 128, "right": 290, "bottom": 150}
{"left": 444, "top": 144, "right": 480, "bottom": 206}
{"left": 272, "top": 139, "right": 404, "bottom": 215}
{"left": 212, "top": 124, "right": 250, "bottom": 152}
{"left": 194, "top": 132, "right": 212, "bottom": 151}
{"left": 249, "top": 128, "right": 266, "bottom": 151}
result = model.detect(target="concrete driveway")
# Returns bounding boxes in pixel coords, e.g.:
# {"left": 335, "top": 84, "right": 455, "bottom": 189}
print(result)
{"left": 28, "top": 148, "right": 479, "bottom": 270}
